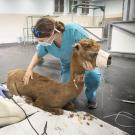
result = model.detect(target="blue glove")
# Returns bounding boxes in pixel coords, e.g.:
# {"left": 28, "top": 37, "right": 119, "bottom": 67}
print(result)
{"left": 0, "top": 83, "right": 6, "bottom": 98}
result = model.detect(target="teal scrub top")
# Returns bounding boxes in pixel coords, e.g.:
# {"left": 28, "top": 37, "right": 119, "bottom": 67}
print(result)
{"left": 36, "top": 23, "right": 90, "bottom": 72}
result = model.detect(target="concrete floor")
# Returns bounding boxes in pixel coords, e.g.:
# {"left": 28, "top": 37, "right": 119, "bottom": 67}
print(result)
{"left": 0, "top": 43, "right": 135, "bottom": 135}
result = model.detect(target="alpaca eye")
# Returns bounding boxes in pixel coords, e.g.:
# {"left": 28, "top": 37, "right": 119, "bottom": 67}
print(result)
{"left": 84, "top": 45, "right": 91, "bottom": 49}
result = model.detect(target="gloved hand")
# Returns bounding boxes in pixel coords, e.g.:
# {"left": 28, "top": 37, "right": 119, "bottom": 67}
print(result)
{"left": 23, "top": 69, "right": 33, "bottom": 85}
{"left": 83, "top": 61, "right": 94, "bottom": 70}
{"left": 0, "top": 84, "right": 6, "bottom": 98}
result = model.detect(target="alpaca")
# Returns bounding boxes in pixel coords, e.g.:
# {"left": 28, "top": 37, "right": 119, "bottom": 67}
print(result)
{"left": 7, "top": 39, "right": 111, "bottom": 115}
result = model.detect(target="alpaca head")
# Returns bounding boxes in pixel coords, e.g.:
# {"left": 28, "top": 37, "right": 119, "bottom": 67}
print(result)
{"left": 73, "top": 39, "right": 111, "bottom": 68}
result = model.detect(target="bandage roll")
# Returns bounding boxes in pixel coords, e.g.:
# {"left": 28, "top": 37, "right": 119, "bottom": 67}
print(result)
{"left": 96, "top": 49, "right": 110, "bottom": 68}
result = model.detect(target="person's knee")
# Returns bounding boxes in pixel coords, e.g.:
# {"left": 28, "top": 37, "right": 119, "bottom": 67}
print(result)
{"left": 85, "top": 69, "right": 101, "bottom": 89}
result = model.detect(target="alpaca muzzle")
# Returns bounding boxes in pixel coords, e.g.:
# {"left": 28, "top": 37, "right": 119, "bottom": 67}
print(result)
{"left": 96, "top": 49, "right": 111, "bottom": 68}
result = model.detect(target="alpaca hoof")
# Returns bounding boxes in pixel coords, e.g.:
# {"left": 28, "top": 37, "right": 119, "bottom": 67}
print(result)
{"left": 52, "top": 109, "right": 64, "bottom": 115}
{"left": 45, "top": 108, "right": 64, "bottom": 115}
{"left": 24, "top": 96, "right": 34, "bottom": 104}
{"left": 63, "top": 102, "right": 76, "bottom": 111}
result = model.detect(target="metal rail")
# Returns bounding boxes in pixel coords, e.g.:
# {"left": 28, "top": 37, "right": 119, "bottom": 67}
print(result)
{"left": 83, "top": 27, "right": 102, "bottom": 41}
{"left": 71, "top": 3, "right": 105, "bottom": 24}
{"left": 107, "top": 21, "right": 135, "bottom": 51}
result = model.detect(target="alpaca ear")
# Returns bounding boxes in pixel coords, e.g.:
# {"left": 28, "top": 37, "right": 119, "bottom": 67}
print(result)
{"left": 96, "top": 43, "right": 101, "bottom": 49}
{"left": 73, "top": 43, "right": 80, "bottom": 50}
{"left": 95, "top": 41, "right": 101, "bottom": 49}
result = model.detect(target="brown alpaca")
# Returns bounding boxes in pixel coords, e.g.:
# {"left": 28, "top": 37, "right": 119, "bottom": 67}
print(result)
{"left": 7, "top": 39, "right": 102, "bottom": 114}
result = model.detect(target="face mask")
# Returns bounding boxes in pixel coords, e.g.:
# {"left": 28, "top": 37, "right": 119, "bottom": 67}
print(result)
{"left": 38, "top": 37, "right": 54, "bottom": 46}
{"left": 38, "top": 30, "right": 55, "bottom": 46}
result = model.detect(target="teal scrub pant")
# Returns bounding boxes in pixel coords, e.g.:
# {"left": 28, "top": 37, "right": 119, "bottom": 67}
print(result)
{"left": 61, "top": 68, "right": 101, "bottom": 103}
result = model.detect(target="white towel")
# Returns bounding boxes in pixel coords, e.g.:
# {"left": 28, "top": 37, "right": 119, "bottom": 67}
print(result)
{"left": 0, "top": 96, "right": 38, "bottom": 127}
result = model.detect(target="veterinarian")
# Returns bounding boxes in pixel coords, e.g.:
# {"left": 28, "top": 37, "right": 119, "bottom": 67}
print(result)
{"left": 23, "top": 17, "right": 101, "bottom": 109}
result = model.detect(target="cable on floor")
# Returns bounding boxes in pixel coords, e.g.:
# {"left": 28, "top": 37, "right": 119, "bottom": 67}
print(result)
{"left": 1, "top": 83, "right": 48, "bottom": 135}
{"left": 11, "top": 97, "right": 48, "bottom": 135}
{"left": 100, "top": 76, "right": 135, "bottom": 128}
{"left": 103, "top": 111, "right": 135, "bottom": 128}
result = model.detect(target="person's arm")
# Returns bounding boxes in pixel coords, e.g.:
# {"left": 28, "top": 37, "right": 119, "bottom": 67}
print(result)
{"left": 23, "top": 53, "right": 40, "bottom": 85}
{"left": 27, "top": 52, "right": 40, "bottom": 71}
{"left": 23, "top": 43, "right": 48, "bottom": 85}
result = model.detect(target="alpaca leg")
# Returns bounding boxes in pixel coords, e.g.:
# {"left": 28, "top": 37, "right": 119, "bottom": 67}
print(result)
{"left": 33, "top": 98, "right": 64, "bottom": 115}
{"left": 24, "top": 96, "right": 34, "bottom": 104}
{"left": 63, "top": 102, "right": 75, "bottom": 111}
{"left": 44, "top": 107, "right": 64, "bottom": 115}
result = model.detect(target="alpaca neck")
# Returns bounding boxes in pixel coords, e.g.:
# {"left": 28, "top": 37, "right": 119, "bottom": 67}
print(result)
{"left": 69, "top": 52, "right": 84, "bottom": 94}
{"left": 70, "top": 52, "right": 84, "bottom": 81}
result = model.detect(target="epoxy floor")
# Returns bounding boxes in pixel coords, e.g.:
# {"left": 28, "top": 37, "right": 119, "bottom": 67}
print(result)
{"left": 0, "top": 43, "right": 135, "bottom": 135}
